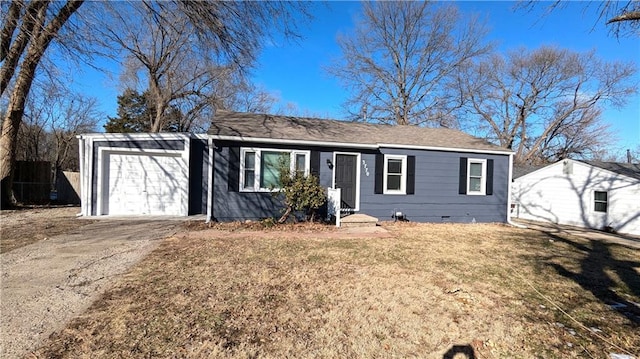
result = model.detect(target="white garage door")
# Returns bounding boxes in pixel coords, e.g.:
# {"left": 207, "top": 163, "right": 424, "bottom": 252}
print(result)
{"left": 104, "top": 152, "right": 187, "bottom": 216}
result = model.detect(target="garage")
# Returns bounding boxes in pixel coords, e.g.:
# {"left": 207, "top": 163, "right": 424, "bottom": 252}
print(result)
{"left": 103, "top": 151, "right": 188, "bottom": 215}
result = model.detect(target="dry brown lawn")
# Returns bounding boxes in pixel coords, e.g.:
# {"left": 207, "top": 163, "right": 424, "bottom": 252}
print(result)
{"left": 0, "top": 206, "right": 94, "bottom": 253}
{"left": 32, "top": 222, "right": 639, "bottom": 358}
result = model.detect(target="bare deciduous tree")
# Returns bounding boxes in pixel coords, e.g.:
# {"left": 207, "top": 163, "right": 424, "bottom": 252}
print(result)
{"left": 328, "top": 1, "right": 491, "bottom": 126}
{"left": 457, "top": 46, "right": 637, "bottom": 165}
{"left": 17, "top": 80, "right": 100, "bottom": 171}
{"left": 226, "top": 83, "right": 279, "bottom": 114}
{"left": 519, "top": 1, "right": 640, "bottom": 37}
{"left": 1, "top": 0, "right": 83, "bottom": 206}
{"left": 89, "top": 1, "right": 308, "bottom": 132}
{"left": 0, "top": 0, "right": 309, "bottom": 206}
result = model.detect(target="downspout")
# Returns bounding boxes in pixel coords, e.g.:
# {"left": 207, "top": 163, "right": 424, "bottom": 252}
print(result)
{"left": 507, "top": 152, "right": 527, "bottom": 229}
{"left": 206, "top": 137, "right": 214, "bottom": 223}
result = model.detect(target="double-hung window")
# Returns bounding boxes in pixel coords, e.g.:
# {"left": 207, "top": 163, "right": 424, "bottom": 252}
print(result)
{"left": 383, "top": 155, "right": 407, "bottom": 194}
{"left": 243, "top": 151, "right": 256, "bottom": 190}
{"left": 594, "top": 191, "right": 608, "bottom": 213}
{"left": 467, "top": 159, "right": 486, "bottom": 195}
{"left": 240, "top": 148, "right": 309, "bottom": 191}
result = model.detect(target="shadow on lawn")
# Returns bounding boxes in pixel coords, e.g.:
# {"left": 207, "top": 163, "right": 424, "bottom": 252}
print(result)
{"left": 544, "top": 231, "right": 640, "bottom": 324}
{"left": 442, "top": 344, "right": 475, "bottom": 359}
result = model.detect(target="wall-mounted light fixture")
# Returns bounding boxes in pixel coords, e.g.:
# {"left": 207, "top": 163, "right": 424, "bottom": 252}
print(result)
{"left": 326, "top": 159, "right": 333, "bottom": 169}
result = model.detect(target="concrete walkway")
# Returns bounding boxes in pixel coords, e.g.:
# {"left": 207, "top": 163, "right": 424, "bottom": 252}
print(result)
{"left": 514, "top": 219, "right": 640, "bottom": 250}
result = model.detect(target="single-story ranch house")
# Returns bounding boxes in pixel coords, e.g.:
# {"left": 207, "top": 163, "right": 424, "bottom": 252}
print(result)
{"left": 512, "top": 159, "right": 640, "bottom": 236}
{"left": 78, "top": 111, "right": 514, "bottom": 223}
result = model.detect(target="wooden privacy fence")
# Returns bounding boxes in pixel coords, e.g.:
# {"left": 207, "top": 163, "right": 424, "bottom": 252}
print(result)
{"left": 11, "top": 161, "right": 80, "bottom": 205}
{"left": 13, "top": 161, "right": 51, "bottom": 204}
{"left": 55, "top": 170, "right": 80, "bottom": 204}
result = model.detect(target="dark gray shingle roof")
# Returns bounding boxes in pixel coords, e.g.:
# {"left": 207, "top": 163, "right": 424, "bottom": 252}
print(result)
{"left": 583, "top": 161, "right": 640, "bottom": 181}
{"left": 513, "top": 164, "right": 547, "bottom": 179}
{"left": 208, "top": 111, "right": 509, "bottom": 153}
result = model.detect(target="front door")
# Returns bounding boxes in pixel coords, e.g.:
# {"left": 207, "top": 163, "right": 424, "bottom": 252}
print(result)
{"left": 334, "top": 154, "right": 358, "bottom": 210}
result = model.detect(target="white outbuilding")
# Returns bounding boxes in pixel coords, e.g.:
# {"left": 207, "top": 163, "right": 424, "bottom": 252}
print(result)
{"left": 512, "top": 159, "right": 640, "bottom": 236}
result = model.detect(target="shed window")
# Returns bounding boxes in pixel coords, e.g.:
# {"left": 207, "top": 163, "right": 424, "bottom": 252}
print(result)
{"left": 594, "top": 191, "right": 608, "bottom": 213}
{"left": 240, "top": 148, "right": 309, "bottom": 191}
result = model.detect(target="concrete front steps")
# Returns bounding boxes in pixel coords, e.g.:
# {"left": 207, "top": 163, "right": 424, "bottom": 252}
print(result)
{"left": 340, "top": 213, "right": 378, "bottom": 228}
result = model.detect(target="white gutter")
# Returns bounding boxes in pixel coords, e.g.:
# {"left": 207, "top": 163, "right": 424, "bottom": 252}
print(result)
{"left": 77, "top": 133, "right": 190, "bottom": 141}
{"left": 506, "top": 152, "right": 527, "bottom": 229}
{"left": 377, "top": 143, "right": 514, "bottom": 156}
{"left": 209, "top": 135, "right": 513, "bottom": 156}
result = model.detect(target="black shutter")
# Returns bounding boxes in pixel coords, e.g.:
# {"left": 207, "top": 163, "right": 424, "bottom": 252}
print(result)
{"left": 374, "top": 153, "right": 384, "bottom": 194}
{"left": 459, "top": 157, "right": 467, "bottom": 195}
{"left": 228, "top": 146, "right": 240, "bottom": 192}
{"left": 310, "top": 150, "right": 320, "bottom": 177}
{"left": 406, "top": 156, "right": 415, "bottom": 195}
{"left": 486, "top": 159, "right": 494, "bottom": 195}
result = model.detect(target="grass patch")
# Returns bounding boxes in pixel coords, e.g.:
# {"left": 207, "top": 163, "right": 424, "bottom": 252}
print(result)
{"left": 0, "top": 206, "right": 94, "bottom": 253}
{"left": 34, "top": 223, "right": 639, "bottom": 358}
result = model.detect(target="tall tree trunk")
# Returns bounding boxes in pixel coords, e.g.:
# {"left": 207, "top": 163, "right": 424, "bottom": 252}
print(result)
{"left": 0, "top": 0, "right": 84, "bottom": 208}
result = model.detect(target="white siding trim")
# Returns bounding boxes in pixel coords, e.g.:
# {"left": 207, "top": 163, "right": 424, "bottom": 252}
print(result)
{"left": 78, "top": 133, "right": 191, "bottom": 141}
{"left": 507, "top": 153, "right": 514, "bottom": 224}
{"left": 78, "top": 137, "right": 86, "bottom": 216}
{"left": 206, "top": 137, "right": 214, "bottom": 222}
{"left": 86, "top": 137, "right": 94, "bottom": 216}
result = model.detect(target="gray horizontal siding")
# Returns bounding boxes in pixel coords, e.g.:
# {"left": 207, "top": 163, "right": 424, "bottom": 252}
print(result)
{"left": 360, "top": 149, "right": 509, "bottom": 223}
{"left": 213, "top": 145, "right": 282, "bottom": 221}
{"left": 211, "top": 141, "right": 509, "bottom": 223}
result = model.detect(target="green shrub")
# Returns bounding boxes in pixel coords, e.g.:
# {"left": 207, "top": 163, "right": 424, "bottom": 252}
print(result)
{"left": 271, "top": 159, "right": 326, "bottom": 223}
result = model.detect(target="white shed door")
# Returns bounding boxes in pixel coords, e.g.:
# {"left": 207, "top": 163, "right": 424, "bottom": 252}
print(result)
{"left": 105, "top": 152, "right": 187, "bottom": 215}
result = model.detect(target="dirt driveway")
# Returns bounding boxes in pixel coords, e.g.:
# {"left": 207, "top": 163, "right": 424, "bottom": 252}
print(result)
{"left": 1, "top": 216, "right": 180, "bottom": 358}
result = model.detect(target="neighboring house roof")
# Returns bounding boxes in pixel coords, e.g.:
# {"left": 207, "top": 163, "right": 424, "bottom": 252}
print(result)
{"left": 208, "top": 111, "right": 510, "bottom": 154}
{"left": 513, "top": 164, "right": 547, "bottom": 179}
{"left": 514, "top": 158, "right": 640, "bottom": 182}
{"left": 583, "top": 160, "right": 640, "bottom": 181}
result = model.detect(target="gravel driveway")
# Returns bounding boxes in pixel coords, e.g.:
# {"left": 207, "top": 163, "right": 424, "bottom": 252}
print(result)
{"left": 1, "top": 219, "right": 180, "bottom": 358}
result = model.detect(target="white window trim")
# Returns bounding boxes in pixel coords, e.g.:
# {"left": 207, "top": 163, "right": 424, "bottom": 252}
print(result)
{"left": 239, "top": 147, "right": 310, "bottom": 192}
{"left": 593, "top": 190, "right": 608, "bottom": 213}
{"left": 467, "top": 159, "right": 487, "bottom": 196}
{"left": 383, "top": 154, "right": 407, "bottom": 195}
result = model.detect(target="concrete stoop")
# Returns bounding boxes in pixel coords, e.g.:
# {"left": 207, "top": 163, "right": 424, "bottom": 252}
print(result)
{"left": 340, "top": 213, "right": 378, "bottom": 228}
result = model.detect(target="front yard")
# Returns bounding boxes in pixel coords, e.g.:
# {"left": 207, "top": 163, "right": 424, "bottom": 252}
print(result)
{"left": 32, "top": 222, "right": 639, "bottom": 358}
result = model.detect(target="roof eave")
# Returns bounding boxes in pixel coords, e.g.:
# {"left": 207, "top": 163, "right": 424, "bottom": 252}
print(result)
{"left": 377, "top": 143, "right": 513, "bottom": 155}
{"left": 209, "top": 135, "right": 512, "bottom": 155}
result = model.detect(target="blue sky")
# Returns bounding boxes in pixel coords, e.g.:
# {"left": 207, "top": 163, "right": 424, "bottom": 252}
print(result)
{"left": 79, "top": 1, "right": 639, "bottom": 154}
